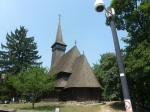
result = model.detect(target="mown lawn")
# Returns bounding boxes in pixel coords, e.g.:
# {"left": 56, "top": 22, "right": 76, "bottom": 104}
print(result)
{"left": 0, "top": 101, "right": 125, "bottom": 112}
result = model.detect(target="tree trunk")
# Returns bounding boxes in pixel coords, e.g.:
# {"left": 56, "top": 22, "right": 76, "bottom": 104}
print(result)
{"left": 32, "top": 101, "right": 34, "bottom": 108}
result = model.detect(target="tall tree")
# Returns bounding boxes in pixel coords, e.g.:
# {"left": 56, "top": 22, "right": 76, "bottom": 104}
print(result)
{"left": 110, "top": 0, "right": 150, "bottom": 108}
{"left": 0, "top": 75, "right": 10, "bottom": 101}
{"left": 0, "top": 26, "right": 42, "bottom": 75}
{"left": 93, "top": 53, "right": 123, "bottom": 101}
{"left": 9, "top": 66, "right": 55, "bottom": 108}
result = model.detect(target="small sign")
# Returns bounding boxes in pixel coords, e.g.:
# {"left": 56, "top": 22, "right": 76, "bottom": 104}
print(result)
{"left": 125, "top": 99, "right": 133, "bottom": 112}
{"left": 55, "top": 108, "right": 59, "bottom": 112}
{"left": 120, "top": 73, "right": 124, "bottom": 77}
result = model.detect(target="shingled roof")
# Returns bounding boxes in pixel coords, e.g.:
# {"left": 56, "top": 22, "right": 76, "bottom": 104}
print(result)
{"left": 50, "top": 45, "right": 102, "bottom": 89}
{"left": 65, "top": 54, "right": 102, "bottom": 88}
{"left": 50, "top": 20, "right": 101, "bottom": 89}
{"left": 51, "top": 20, "right": 66, "bottom": 47}
{"left": 55, "top": 74, "right": 69, "bottom": 88}
{"left": 50, "top": 45, "right": 80, "bottom": 73}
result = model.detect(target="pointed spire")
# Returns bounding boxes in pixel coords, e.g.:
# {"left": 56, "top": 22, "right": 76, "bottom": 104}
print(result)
{"left": 56, "top": 19, "right": 62, "bottom": 42}
{"left": 59, "top": 14, "right": 62, "bottom": 21}
{"left": 55, "top": 16, "right": 66, "bottom": 45}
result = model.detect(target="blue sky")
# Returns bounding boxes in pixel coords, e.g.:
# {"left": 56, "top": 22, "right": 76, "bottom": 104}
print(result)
{"left": 0, "top": 0, "right": 127, "bottom": 68}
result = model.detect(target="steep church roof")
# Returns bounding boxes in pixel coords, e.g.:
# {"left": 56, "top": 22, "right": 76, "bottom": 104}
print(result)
{"left": 52, "top": 20, "right": 66, "bottom": 47}
{"left": 50, "top": 45, "right": 80, "bottom": 73}
{"left": 50, "top": 20, "right": 101, "bottom": 89}
{"left": 50, "top": 45, "right": 101, "bottom": 89}
{"left": 65, "top": 54, "right": 102, "bottom": 88}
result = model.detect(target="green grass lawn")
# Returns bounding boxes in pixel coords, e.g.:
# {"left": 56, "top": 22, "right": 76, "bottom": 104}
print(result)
{"left": 0, "top": 101, "right": 125, "bottom": 112}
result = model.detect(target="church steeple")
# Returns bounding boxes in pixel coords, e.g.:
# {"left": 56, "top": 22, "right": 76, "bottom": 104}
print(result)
{"left": 51, "top": 19, "right": 67, "bottom": 68}
{"left": 55, "top": 19, "right": 66, "bottom": 45}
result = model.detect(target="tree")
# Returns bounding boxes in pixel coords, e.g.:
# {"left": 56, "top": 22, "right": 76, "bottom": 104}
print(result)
{"left": 110, "top": 0, "right": 150, "bottom": 108}
{"left": 9, "top": 66, "right": 55, "bottom": 108}
{"left": 93, "top": 53, "right": 123, "bottom": 101}
{"left": 0, "top": 76, "right": 10, "bottom": 101}
{"left": 0, "top": 26, "right": 42, "bottom": 75}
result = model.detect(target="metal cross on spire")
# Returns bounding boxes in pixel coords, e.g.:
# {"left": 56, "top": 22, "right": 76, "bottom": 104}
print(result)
{"left": 75, "top": 40, "right": 77, "bottom": 45}
{"left": 59, "top": 14, "right": 62, "bottom": 21}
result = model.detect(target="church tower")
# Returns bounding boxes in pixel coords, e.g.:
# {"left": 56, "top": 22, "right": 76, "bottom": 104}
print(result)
{"left": 51, "top": 19, "right": 67, "bottom": 68}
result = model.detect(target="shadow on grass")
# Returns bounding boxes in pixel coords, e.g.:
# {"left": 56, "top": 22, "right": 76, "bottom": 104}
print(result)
{"left": 101, "top": 102, "right": 106, "bottom": 105}
{"left": 109, "top": 102, "right": 125, "bottom": 111}
{"left": 21, "top": 105, "right": 64, "bottom": 111}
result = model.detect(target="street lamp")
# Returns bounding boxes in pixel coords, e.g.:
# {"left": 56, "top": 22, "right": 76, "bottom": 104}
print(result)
{"left": 94, "top": 0, "right": 133, "bottom": 112}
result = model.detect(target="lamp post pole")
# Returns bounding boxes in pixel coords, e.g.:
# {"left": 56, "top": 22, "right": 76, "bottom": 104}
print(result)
{"left": 106, "top": 8, "right": 133, "bottom": 112}
{"left": 94, "top": 0, "right": 133, "bottom": 111}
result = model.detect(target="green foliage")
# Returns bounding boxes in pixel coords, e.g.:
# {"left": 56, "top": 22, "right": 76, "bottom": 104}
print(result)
{"left": 0, "top": 73, "right": 18, "bottom": 102}
{"left": 110, "top": 0, "right": 150, "bottom": 45}
{"left": 93, "top": 53, "right": 122, "bottom": 101}
{"left": 0, "top": 78, "right": 10, "bottom": 101}
{"left": 124, "top": 40, "right": 150, "bottom": 105}
{"left": 9, "top": 66, "right": 55, "bottom": 108}
{"left": 110, "top": 0, "right": 150, "bottom": 108}
{"left": 0, "top": 26, "right": 42, "bottom": 75}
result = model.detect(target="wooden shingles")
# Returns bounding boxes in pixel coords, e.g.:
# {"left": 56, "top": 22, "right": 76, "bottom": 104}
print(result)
{"left": 50, "top": 45, "right": 80, "bottom": 74}
{"left": 65, "top": 54, "right": 102, "bottom": 88}
{"left": 50, "top": 45, "right": 102, "bottom": 89}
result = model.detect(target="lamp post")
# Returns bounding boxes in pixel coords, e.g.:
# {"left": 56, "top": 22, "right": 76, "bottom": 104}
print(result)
{"left": 94, "top": 0, "right": 133, "bottom": 112}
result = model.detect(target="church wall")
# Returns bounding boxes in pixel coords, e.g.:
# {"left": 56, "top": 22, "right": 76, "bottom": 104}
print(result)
{"left": 41, "top": 88, "right": 100, "bottom": 102}
{"left": 57, "top": 88, "right": 100, "bottom": 102}
{"left": 75, "top": 88, "right": 99, "bottom": 102}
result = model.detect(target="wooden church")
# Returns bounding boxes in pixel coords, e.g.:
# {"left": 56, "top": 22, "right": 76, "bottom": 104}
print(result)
{"left": 48, "top": 20, "right": 102, "bottom": 102}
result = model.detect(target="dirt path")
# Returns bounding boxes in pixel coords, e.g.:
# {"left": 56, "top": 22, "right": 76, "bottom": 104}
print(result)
{"left": 99, "top": 101, "right": 125, "bottom": 112}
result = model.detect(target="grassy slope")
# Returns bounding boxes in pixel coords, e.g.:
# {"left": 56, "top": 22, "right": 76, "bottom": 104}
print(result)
{"left": 0, "top": 101, "right": 125, "bottom": 112}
